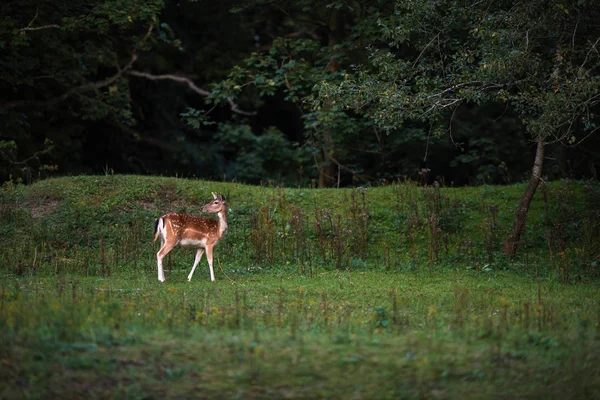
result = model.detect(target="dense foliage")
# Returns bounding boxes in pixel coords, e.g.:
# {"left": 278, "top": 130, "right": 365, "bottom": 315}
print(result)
{"left": 1, "top": 0, "right": 599, "bottom": 186}
{"left": 319, "top": 0, "right": 600, "bottom": 177}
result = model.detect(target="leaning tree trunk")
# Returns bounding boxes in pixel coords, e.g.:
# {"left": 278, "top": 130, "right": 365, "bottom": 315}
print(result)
{"left": 502, "top": 135, "right": 545, "bottom": 258}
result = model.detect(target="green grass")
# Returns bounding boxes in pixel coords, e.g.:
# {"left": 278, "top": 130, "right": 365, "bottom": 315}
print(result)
{"left": 1, "top": 271, "right": 599, "bottom": 399}
{"left": 0, "top": 175, "right": 599, "bottom": 398}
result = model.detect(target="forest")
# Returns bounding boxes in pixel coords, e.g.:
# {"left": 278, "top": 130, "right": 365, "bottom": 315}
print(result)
{"left": 1, "top": 0, "right": 599, "bottom": 188}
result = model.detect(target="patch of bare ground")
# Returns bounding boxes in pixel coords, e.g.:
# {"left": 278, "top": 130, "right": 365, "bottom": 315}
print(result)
{"left": 26, "top": 197, "right": 60, "bottom": 219}
{"left": 158, "top": 183, "right": 179, "bottom": 204}
{"left": 154, "top": 183, "right": 197, "bottom": 212}
{"left": 140, "top": 200, "right": 156, "bottom": 211}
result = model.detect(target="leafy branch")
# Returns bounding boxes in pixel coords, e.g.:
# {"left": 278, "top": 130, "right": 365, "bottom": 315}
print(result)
{"left": 0, "top": 51, "right": 140, "bottom": 111}
{"left": 0, "top": 139, "right": 55, "bottom": 167}
{"left": 0, "top": 22, "right": 156, "bottom": 111}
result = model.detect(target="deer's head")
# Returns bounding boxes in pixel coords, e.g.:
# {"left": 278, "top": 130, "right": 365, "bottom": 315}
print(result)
{"left": 202, "top": 192, "right": 227, "bottom": 214}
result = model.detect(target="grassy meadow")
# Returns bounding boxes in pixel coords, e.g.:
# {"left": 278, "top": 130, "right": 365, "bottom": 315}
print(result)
{"left": 0, "top": 175, "right": 599, "bottom": 399}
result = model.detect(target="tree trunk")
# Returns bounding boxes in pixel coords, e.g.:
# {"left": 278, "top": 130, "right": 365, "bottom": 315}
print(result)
{"left": 502, "top": 135, "right": 545, "bottom": 258}
{"left": 317, "top": 10, "right": 345, "bottom": 188}
{"left": 317, "top": 128, "right": 336, "bottom": 188}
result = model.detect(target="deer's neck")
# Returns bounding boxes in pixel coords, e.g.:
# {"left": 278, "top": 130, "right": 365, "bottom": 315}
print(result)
{"left": 217, "top": 210, "right": 228, "bottom": 236}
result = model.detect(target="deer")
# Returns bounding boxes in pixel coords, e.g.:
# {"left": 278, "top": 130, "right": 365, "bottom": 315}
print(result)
{"left": 153, "top": 192, "right": 228, "bottom": 282}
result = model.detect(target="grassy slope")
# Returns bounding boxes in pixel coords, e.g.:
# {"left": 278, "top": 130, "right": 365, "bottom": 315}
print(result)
{"left": 3, "top": 175, "right": 593, "bottom": 269}
{"left": 0, "top": 175, "right": 599, "bottom": 399}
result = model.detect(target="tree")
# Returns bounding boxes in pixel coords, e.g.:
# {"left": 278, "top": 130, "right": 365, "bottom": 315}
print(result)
{"left": 319, "top": 0, "right": 600, "bottom": 256}
{"left": 208, "top": 0, "right": 400, "bottom": 187}
{"left": 0, "top": 0, "right": 255, "bottom": 182}
{"left": 0, "top": 0, "right": 163, "bottom": 180}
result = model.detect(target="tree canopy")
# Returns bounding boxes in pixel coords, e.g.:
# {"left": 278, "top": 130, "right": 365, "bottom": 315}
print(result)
{"left": 1, "top": 0, "right": 599, "bottom": 187}
{"left": 321, "top": 0, "right": 600, "bottom": 143}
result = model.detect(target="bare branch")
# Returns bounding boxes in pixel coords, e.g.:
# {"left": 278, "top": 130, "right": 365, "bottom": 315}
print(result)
{"left": 20, "top": 6, "right": 61, "bottom": 32}
{"left": 26, "top": 5, "right": 40, "bottom": 27}
{"left": 426, "top": 82, "right": 474, "bottom": 99}
{"left": 127, "top": 71, "right": 211, "bottom": 96}
{"left": 127, "top": 70, "right": 257, "bottom": 116}
{"left": 3, "top": 21, "right": 256, "bottom": 118}
{"left": 423, "top": 98, "right": 463, "bottom": 116}
{"left": 142, "top": 22, "right": 154, "bottom": 43}
{"left": 413, "top": 32, "right": 440, "bottom": 67}
{"left": 579, "top": 36, "right": 600, "bottom": 72}
{"left": 470, "top": 0, "right": 487, "bottom": 8}
{"left": 568, "top": 125, "right": 600, "bottom": 147}
{"left": 423, "top": 122, "right": 433, "bottom": 162}
{"left": 83, "top": 51, "right": 138, "bottom": 90}
{"left": 226, "top": 98, "right": 257, "bottom": 116}
{"left": 20, "top": 24, "right": 61, "bottom": 32}
{"left": 446, "top": 103, "right": 460, "bottom": 147}
{"left": 328, "top": 154, "right": 374, "bottom": 182}
{"left": 571, "top": 14, "right": 580, "bottom": 51}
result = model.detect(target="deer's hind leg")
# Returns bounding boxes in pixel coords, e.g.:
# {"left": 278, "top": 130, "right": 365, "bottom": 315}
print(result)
{"left": 157, "top": 239, "right": 178, "bottom": 282}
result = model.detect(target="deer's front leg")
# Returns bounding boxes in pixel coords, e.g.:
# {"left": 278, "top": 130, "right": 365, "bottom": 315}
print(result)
{"left": 206, "top": 245, "right": 215, "bottom": 282}
{"left": 188, "top": 248, "right": 205, "bottom": 281}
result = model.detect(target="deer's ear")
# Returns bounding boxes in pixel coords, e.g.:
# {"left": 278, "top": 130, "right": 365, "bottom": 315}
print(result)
{"left": 220, "top": 194, "right": 226, "bottom": 202}
{"left": 212, "top": 192, "right": 217, "bottom": 199}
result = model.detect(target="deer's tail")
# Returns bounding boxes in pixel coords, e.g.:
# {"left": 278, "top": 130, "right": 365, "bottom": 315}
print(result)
{"left": 154, "top": 217, "right": 164, "bottom": 242}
